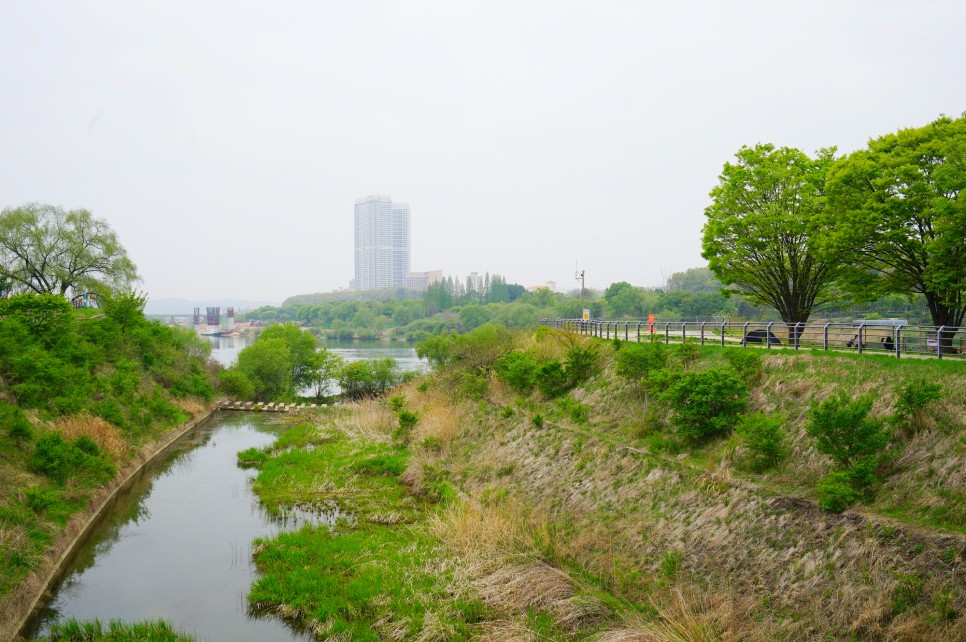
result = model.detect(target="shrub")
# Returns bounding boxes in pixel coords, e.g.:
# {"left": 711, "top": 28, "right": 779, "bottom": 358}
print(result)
{"left": 30, "top": 432, "right": 116, "bottom": 485}
{"left": 893, "top": 378, "right": 942, "bottom": 433}
{"left": 674, "top": 339, "right": 700, "bottom": 369}
{"left": 456, "top": 370, "right": 488, "bottom": 400}
{"left": 536, "top": 360, "right": 570, "bottom": 398}
{"left": 532, "top": 414, "right": 545, "bottom": 428}
{"left": 495, "top": 351, "right": 539, "bottom": 394}
{"left": 816, "top": 471, "right": 860, "bottom": 512}
{"left": 398, "top": 411, "right": 419, "bottom": 431}
{"left": 657, "top": 366, "right": 748, "bottom": 441}
{"left": 722, "top": 348, "right": 763, "bottom": 383}
{"left": 25, "top": 486, "right": 60, "bottom": 512}
{"left": 615, "top": 341, "right": 668, "bottom": 382}
{"left": 556, "top": 397, "right": 589, "bottom": 423}
{"left": 806, "top": 393, "right": 891, "bottom": 469}
{"left": 564, "top": 344, "right": 599, "bottom": 386}
{"left": 0, "top": 401, "right": 34, "bottom": 442}
{"left": 735, "top": 412, "right": 787, "bottom": 471}
{"left": 415, "top": 334, "right": 454, "bottom": 370}
{"left": 388, "top": 395, "right": 407, "bottom": 412}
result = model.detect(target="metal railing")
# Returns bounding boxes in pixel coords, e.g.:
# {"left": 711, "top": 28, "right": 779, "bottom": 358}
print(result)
{"left": 541, "top": 318, "right": 966, "bottom": 360}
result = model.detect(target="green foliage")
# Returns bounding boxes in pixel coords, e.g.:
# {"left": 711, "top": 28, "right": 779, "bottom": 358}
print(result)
{"left": 564, "top": 343, "right": 599, "bottom": 386}
{"left": 455, "top": 370, "right": 488, "bottom": 400}
{"left": 398, "top": 410, "right": 418, "bottom": 431}
{"left": 556, "top": 397, "right": 589, "bottom": 423}
{"left": 25, "top": 486, "right": 60, "bottom": 513}
{"left": 806, "top": 393, "right": 891, "bottom": 469}
{"left": 615, "top": 341, "right": 667, "bottom": 383}
{"left": 29, "top": 432, "right": 116, "bottom": 485}
{"left": 237, "top": 447, "right": 268, "bottom": 468}
{"left": 415, "top": 334, "right": 454, "bottom": 370}
{"left": 353, "top": 452, "right": 409, "bottom": 477}
{"left": 449, "top": 324, "right": 517, "bottom": 371}
{"left": 735, "top": 412, "right": 788, "bottom": 471}
{"left": 656, "top": 366, "right": 749, "bottom": 441}
{"left": 0, "top": 203, "right": 139, "bottom": 296}
{"left": 0, "top": 293, "right": 75, "bottom": 342}
{"left": 536, "top": 360, "right": 570, "bottom": 399}
{"left": 825, "top": 113, "right": 966, "bottom": 333}
{"left": 495, "top": 351, "right": 539, "bottom": 394}
{"left": 388, "top": 395, "right": 406, "bottom": 412}
{"left": 674, "top": 339, "right": 700, "bottom": 369}
{"left": 235, "top": 338, "right": 292, "bottom": 401}
{"left": 217, "top": 369, "right": 255, "bottom": 401}
{"left": 98, "top": 289, "right": 148, "bottom": 330}
{"left": 305, "top": 347, "right": 343, "bottom": 401}
{"left": 816, "top": 471, "right": 860, "bottom": 512}
{"left": 722, "top": 348, "right": 763, "bottom": 383}
{"left": 893, "top": 378, "right": 942, "bottom": 433}
{"left": 256, "top": 323, "right": 318, "bottom": 390}
{"left": 532, "top": 414, "right": 545, "bottom": 428}
{"left": 702, "top": 144, "right": 842, "bottom": 325}
{"left": 0, "top": 401, "right": 34, "bottom": 442}
{"left": 338, "top": 358, "right": 400, "bottom": 399}
{"left": 39, "top": 618, "right": 195, "bottom": 641}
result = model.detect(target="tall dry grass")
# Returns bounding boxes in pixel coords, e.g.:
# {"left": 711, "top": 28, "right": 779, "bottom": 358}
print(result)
{"left": 334, "top": 399, "right": 395, "bottom": 441}
{"left": 50, "top": 413, "right": 127, "bottom": 460}
{"left": 408, "top": 389, "right": 463, "bottom": 444}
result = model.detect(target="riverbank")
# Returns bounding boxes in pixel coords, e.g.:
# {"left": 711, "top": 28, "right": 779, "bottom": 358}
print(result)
{"left": 241, "top": 328, "right": 964, "bottom": 640}
{"left": 2, "top": 405, "right": 216, "bottom": 642}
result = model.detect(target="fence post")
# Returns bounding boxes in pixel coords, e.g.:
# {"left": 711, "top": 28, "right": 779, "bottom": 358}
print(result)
{"left": 824, "top": 322, "right": 830, "bottom": 351}
{"left": 937, "top": 326, "right": 945, "bottom": 360}
{"left": 742, "top": 321, "right": 750, "bottom": 348}
{"left": 720, "top": 321, "right": 726, "bottom": 347}
{"left": 766, "top": 321, "right": 774, "bottom": 349}
{"left": 664, "top": 322, "right": 670, "bottom": 345}
{"left": 625, "top": 322, "right": 629, "bottom": 341}
{"left": 857, "top": 323, "right": 865, "bottom": 354}
{"left": 701, "top": 321, "right": 707, "bottom": 345}
{"left": 794, "top": 322, "right": 803, "bottom": 350}
{"left": 895, "top": 326, "right": 901, "bottom": 359}
{"left": 682, "top": 321, "right": 687, "bottom": 344}
{"left": 636, "top": 322, "right": 642, "bottom": 342}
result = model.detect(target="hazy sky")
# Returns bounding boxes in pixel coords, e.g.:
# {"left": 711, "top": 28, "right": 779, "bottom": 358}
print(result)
{"left": 2, "top": 2, "right": 964, "bottom": 304}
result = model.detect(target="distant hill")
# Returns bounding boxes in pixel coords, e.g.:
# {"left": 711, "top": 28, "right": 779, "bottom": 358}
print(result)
{"left": 144, "top": 297, "right": 280, "bottom": 315}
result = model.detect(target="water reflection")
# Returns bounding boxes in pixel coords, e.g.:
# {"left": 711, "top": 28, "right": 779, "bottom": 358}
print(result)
{"left": 25, "top": 413, "right": 310, "bottom": 642}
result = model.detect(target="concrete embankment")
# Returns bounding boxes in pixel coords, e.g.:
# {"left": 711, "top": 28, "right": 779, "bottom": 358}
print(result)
{"left": 0, "top": 406, "right": 217, "bottom": 642}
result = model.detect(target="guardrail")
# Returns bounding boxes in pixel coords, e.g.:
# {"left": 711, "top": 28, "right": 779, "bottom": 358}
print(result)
{"left": 540, "top": 319, "right": 966, "bottom": 360}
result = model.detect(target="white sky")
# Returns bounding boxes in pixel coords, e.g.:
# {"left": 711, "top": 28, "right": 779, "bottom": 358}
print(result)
{"left": 2, "top": 1, "right": 964, "bottom": 303}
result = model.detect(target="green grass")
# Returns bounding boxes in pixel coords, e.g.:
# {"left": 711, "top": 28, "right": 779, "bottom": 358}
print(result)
{"left": 33, "top": 618, "right": 195, "bottom": 641}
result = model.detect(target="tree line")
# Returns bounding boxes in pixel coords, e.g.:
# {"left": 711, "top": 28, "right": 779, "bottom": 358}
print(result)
{"left": 702, "top": 113, "right": 965, "bottom": 350}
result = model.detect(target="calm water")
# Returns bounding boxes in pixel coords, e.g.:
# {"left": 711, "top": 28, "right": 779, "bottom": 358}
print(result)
{"left": 23, "top": 336, "right": 425, "bottom": 641}
{"left": 25, "top": 413, "right": 310, "bottom": 642}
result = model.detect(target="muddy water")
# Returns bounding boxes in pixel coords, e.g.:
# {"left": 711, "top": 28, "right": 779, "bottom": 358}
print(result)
{"left": 23, "top": 412, "right": 311, "bottom": 641}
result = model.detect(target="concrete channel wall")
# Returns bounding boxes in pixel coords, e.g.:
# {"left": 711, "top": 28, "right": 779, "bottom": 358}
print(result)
{"left": 1, "top": 407, "right": 219, "bottom": 641}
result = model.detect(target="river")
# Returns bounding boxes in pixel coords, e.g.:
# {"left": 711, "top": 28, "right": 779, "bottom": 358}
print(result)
{"left": 23, "top": 339, "right": 424, "bottom": 641}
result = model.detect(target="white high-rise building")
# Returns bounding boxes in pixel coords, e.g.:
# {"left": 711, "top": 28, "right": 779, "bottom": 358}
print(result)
{"left": 353, "top": 195, "right": 411, "bottom": 291}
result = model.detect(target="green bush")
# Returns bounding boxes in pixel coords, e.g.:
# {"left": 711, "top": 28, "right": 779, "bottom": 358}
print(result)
{"left": 536, "top": 360, "right": 570, "bottom": 399}
{"left": 657, "top": 366, "right": 748, "bottom": 441}
{"left": 0, "top": 401, "right": 34, "bottom": 442}
{"left": 495, "top": 351, "right": 540, "bottom": 394}
{"left": 398, "top": 411, "right": 419, "bottom": 431}
{"left": 893, "top": 378, "right": 942, "bottom": 433}
{"left": 456, "top": 370, "right": 488, "bottom": 400}
{"left": 532, "top": 414, "right": 545, "bottom": 428}
{"left": 25, "top": 486, "right": 60, "bottom": 512}
{"left": 806, "top": 393, "right": 891, "bottom": 469}
{"left": 816, "top": 471, "right": 860, "bottom": 512}
{"left": 564, "top": 344, "right": 599, "bottom": 386}
{"left": 674, "top": 339, "right": 700, "bottom": 369}
{"left": 556, "top": 397, "right": 590, "bottom": 423}
{"left": 735, "top": 412, "right": 787, "bottom": 471}
{"left": 388, "top": 395, "right": 407, "bottom": 412}
{"left": 237, "top": 448, "right": 268, "bottom": 468}
{"left": 722, "top": 348, "right": 763, "bottom": 383}
{"left": 30, "top": 432, "right": 116, "bottom": 485}
{"left": 615, "top": 341, "right": 668, "bottom": 382}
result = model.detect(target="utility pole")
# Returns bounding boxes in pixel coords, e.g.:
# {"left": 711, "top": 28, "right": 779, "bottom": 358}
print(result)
{"left": 575, "top": 264, "right": 585, "bottom": 299}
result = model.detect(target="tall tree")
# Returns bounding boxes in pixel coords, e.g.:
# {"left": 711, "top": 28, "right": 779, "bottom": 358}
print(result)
{"left": 0, "top": 204, "right": 138, "bottom": 296}
{"left": 702, "top": 144, "right": 842, "bottom": 339}
{"left": 825, "top": 114, "right": 965, "bottom": 350}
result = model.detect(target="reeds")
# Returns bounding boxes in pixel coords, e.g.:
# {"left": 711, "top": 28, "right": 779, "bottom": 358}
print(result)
{"left": 50, "top": 413, "right": 126, "bottom": 460}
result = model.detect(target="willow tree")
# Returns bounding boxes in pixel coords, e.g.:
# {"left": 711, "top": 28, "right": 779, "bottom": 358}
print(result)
{"left": 825, "top": 114, "right": 965, "bottom": 351}
{"left": 702, "top": 144, "right": 842, "bottom": 341}
{"left": 0, "top": 203, "right": 138, "bottom": 297}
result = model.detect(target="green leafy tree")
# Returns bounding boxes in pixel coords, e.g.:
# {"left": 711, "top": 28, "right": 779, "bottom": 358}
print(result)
{"left": 98, "top": 289, "right": 148, "bottom": 331}
{"left": 825, "top": 114, "right": 966, "bottom": 350}
{"left": 305, "top": 347, "right": 343, "bottom": 401}
{"left": 656, "top": 366, "right": 749, "bottom": 441}
{"left": 604, "top": 281, "right": 644, "bottom": 317}
{"left": 665, "top": 267, "right": 723, "bottom": 293}
{"left": 0, "top": 293, "right": 75, "bottom": 341}
{"left": 702, "top": 145, "right": 843, "bottom": 340}
{"left": 256, "top": 323, "right": 318, "bottom": 390}
{"left": 0, "top": 204, "right": 138, "bottom": 296}
{"left": 236, "top": 338, "right": 292, "bottom": 401}
{"left": 806, "top": 393, "right": 891, "bottom": 469}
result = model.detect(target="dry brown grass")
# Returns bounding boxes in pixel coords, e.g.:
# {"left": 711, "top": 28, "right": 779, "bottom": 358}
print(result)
{"left": 334, "top": 399, "right": 395, "bottom": 441}
{"left": 593, "top": 589, "right": 728, "bottom": 642}
{"left": 50, "top": 413, "right": 127, "bottom": 460}
{"left": 172, "top": 398, "right": 206, "bottom": 415}
{"left": 409, "top": 388, "right": 463, "bottom": 444}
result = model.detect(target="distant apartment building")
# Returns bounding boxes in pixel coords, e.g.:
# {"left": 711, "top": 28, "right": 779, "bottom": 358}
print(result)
{"left": 353, "top": 195, "right": 411, "bottom": 290}
{"left": 406, "top": 269, "right": 443, "bottom": 291}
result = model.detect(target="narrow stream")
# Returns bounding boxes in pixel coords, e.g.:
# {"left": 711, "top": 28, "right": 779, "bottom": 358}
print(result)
{"left": 24, "top": 413, "right": 311, "bottom": 642}
{"left": 22, "top": 338, "right": 425, "bottom": 641}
